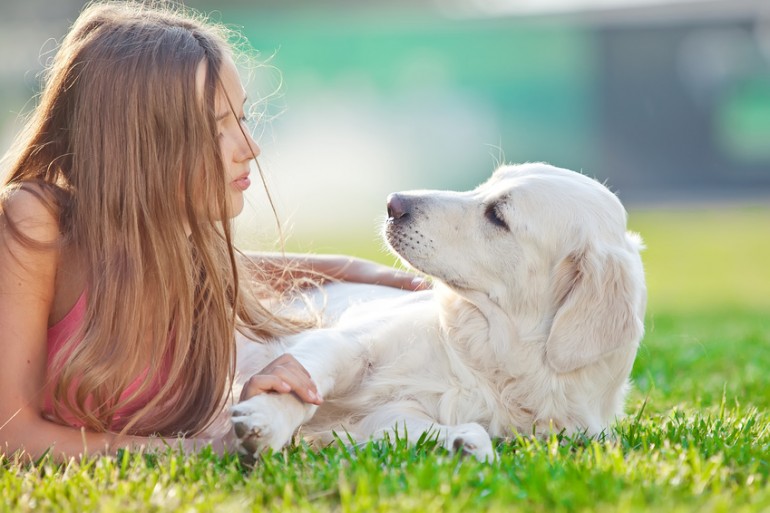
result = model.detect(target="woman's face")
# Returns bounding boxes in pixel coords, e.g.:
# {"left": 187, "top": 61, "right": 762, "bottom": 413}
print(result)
{"left": 198, "top": 55, "right": 260, "bottom": 218}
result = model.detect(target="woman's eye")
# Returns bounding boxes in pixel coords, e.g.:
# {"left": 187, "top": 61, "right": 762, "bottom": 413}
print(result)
{"left": 484, "top": 203, "right": 508, "bottom": 230}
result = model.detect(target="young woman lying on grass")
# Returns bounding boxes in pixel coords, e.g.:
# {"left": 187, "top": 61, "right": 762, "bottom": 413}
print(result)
{"left": 0, "top": 1, "right": 423, "bottom": 462}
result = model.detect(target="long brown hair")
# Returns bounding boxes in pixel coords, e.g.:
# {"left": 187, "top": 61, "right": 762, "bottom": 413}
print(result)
{"left": 0, "top": 1, "right": 311, "bottom": 436}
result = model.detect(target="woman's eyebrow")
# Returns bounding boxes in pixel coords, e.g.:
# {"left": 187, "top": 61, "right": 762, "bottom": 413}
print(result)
{"left": 216, "top": 96, "right": 248, "bottom": 121}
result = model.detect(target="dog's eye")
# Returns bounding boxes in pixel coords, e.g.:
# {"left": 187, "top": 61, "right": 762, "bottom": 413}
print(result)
{"left": 484, "top": 203, "right": 508, "bottom": 230}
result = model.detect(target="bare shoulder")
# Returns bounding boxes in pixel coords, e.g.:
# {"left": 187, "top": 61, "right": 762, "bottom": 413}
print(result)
{"left": 0, "top": 183, "right": 62, "bottom": 291}
{"left": 1, "top": 183, "right": 64, "bottom": 326}
{"left": 1, "top": 183, "right": 62, "bottom": 245}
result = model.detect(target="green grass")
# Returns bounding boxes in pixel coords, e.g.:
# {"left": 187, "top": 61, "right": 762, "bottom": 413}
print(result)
{"left": 2, "top": 207, "right": 769, "bottom": 512}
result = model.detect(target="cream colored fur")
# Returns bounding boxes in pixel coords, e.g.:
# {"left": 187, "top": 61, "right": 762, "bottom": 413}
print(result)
{"left": 229, "top": 163, "right": 647, "bottom": 461}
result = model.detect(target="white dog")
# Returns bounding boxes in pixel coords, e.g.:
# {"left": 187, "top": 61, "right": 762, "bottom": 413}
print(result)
{"left": 229, "top": 163, "right": 646, "bottom": 461}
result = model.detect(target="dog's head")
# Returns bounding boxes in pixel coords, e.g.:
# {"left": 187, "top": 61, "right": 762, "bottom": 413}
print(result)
{"left": 384, "top": 162, "right": 646, "bottom": 373}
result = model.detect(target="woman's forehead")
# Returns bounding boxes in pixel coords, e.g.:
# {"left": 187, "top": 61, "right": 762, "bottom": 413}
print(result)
{"left": 194, "top": 55, "right": 245, "bottom": 114}
{"left": 215, "top": 56, "right": 246, "bottom": 114}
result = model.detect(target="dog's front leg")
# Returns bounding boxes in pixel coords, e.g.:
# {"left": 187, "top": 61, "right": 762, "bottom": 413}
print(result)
{"left": 231, "top": 329, "right": 366, "bottom": 459}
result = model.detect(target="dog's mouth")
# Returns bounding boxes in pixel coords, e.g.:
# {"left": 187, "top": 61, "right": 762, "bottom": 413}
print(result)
{"left": 385, "top": 224, "right": 469, "bottom": 292}
{"left": 384, "top": 216, "right": 434, "bottom": 275}
{"left": 383, "top": 221, "right": 408, "bottom": 258}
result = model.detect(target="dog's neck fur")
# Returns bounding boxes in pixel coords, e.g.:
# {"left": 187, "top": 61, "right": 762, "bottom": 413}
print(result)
{"left": 437, "top": 285, "right": 519, "bottom": 367}
{"left": 437, "top": 280, "right": 556, "bottom": 363}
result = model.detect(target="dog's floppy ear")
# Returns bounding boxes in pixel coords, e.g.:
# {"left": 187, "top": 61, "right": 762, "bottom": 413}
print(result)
{"left": 545, "top": 244, "right": 644, "bottom": 373}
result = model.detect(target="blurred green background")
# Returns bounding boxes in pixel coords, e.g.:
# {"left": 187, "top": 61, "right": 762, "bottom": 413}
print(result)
{"left": 1, "top": 0, "right": 768, "bottom": 315}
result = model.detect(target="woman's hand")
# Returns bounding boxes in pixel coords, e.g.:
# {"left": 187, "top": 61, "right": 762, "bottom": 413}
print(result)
{"left": 239, "top": 354, "right": 323, "bottom": 405}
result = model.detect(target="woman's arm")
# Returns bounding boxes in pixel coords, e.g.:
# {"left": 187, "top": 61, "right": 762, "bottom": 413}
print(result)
{"left": 1, "top": 407, "right": 199, "bottom": 462}
{"left": 244, "top": 251, "right": 429, "bottom": 292}
{"left": 237, "top": 252, "right": 427, "bottom": 403}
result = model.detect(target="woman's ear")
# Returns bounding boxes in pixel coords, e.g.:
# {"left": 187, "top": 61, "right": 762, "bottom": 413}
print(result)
{"left": 545, "top": 242, "right": 645, "bottom": 374}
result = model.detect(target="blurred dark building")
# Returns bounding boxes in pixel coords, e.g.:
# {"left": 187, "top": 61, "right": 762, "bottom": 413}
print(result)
{"left": 588, "top": 1, "right": 770, "bottom": 202}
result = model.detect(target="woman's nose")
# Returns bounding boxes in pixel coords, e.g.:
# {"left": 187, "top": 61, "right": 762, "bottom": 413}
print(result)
{"left": 238, "top": 130, "right": 260, "bottom": 161}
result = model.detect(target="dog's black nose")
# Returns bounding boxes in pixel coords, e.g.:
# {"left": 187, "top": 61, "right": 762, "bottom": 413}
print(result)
{"left": 387, "top": 193, "right": 411, "bottom": 220}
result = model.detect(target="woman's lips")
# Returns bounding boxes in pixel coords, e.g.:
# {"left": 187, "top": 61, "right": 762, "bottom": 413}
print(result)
{"left": 232, "top": 175, "right": 251, "bottom": 191}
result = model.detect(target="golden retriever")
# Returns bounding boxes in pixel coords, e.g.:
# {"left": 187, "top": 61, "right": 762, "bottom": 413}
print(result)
{"left": 229, "top": 163, "right": 647, "bottom": 461}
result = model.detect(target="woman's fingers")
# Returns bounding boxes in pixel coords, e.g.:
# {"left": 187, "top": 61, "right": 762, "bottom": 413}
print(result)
{"left": 241, "top": 374, "right": 291, "bottom": 396}
{"left": 240, "top": 354, "right": 322, "bottom": 405}
{"left": 373, "top": 268, "right": 431, "bottom": 291}
{"left": 388, "top": 272, "right": 430, "bottom": 291}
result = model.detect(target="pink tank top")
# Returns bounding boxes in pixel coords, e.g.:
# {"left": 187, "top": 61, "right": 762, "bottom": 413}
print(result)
{"left": 44, "top": 292, "right": 167, "bottom": 431}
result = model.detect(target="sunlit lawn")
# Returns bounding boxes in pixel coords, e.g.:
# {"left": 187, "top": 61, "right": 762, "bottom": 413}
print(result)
{"left": 2, "top": 206, "right": 769, "bottom": 512}
{"left": 629, "top": 206, "right": 770, "bottom": 314}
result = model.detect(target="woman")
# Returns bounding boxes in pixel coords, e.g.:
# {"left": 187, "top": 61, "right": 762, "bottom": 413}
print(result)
{"left": 0, "top": 1, "right": 422, "bottom": 460}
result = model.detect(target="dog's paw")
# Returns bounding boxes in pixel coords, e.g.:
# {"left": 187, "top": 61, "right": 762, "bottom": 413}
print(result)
{"left": 446, "top": 424, "right": 495, "bottom": 462}
{"left": 230, "top": 394, "right": 303, "bottom": 459}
